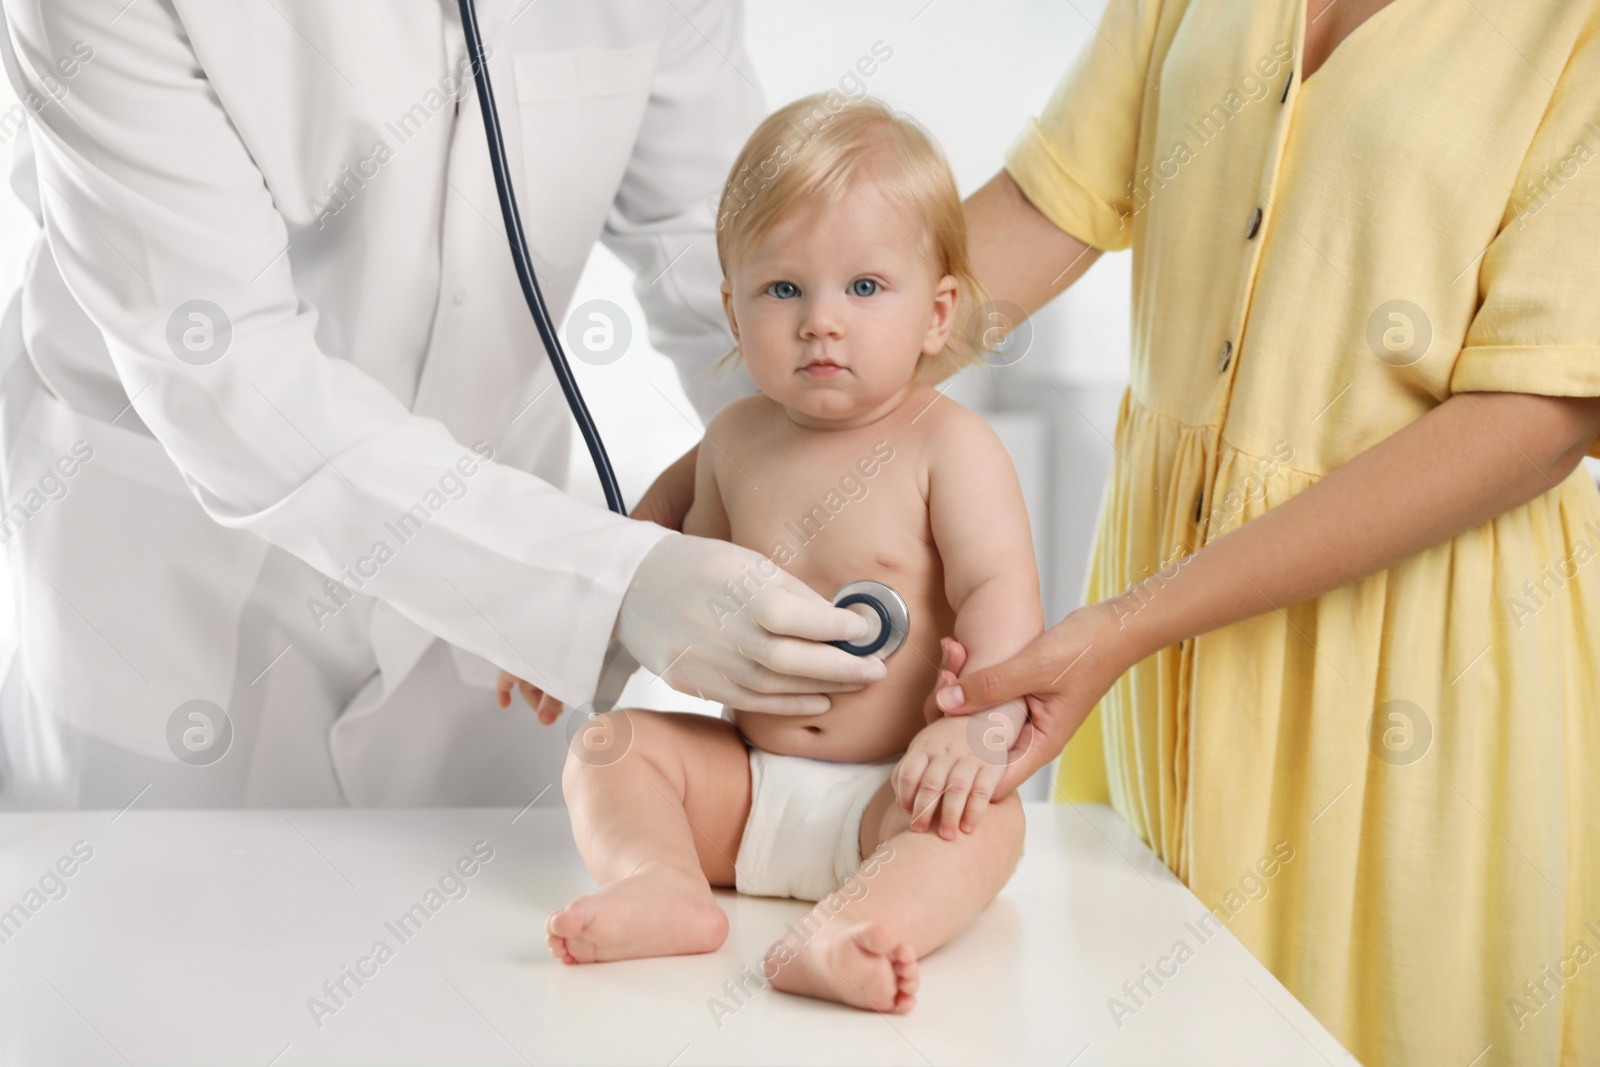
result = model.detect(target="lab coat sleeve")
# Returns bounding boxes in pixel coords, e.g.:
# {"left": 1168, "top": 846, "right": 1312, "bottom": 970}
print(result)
{"left": 0, "top": 0, "right": 670, "bottom": 705}
{"left": 598, "top": 0, "right": 765, "bottom": 423}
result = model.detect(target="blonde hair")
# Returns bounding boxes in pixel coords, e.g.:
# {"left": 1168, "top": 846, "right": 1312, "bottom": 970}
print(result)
{"left": 713, "top": 94, "right": 989, "bottom": 384}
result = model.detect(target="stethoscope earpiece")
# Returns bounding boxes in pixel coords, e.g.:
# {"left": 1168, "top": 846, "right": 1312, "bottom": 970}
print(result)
{"left": 829, "top": 580, "right": 910, "bottom": 660}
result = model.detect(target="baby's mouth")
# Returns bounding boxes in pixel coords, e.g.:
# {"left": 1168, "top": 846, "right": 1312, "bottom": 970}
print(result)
{"left": 800, "top": 358, "right": 847, "bottom": 377}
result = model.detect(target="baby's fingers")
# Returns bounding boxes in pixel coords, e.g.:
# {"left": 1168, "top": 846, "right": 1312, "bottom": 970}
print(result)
{"left": 513, "top": 677, "right": 546, "bottom": 711}
{"left": 938, "top": 761, "right": 980, "bottom": 840}
{"left": 536, "top": 693, "right": 564, "bottom": 725}
{"left": 894, "top": 752, "right": 929, "bottom": 813}
{"left": 960, "top": 763, "right": 1005, "bottom": 834}
{"left": 911, "top": 758, "right": 953, "bottom": 832}
{"left": 495, "top": 671, "right": 517, "bottom": 709}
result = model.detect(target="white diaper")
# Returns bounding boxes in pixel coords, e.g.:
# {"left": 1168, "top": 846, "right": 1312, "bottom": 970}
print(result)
{"left": 724, "top": 710, "right": 896, "bottom": 903}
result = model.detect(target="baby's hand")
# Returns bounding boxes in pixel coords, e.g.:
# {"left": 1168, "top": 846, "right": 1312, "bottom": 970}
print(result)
{"left": 495, "top": 670, "right": 564, "bottom": 725}
{"left": 893, "top": 714, "right": 1006, "bottom": 839}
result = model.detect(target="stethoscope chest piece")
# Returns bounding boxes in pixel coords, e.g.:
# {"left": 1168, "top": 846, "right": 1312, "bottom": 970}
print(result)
{"left": 830, "top": 580, "right": 910, "bottom": 660}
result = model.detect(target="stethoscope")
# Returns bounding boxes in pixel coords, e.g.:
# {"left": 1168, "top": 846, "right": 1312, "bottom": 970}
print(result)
{"left": 456, "top": 0, "right": 908, "bottom": 660}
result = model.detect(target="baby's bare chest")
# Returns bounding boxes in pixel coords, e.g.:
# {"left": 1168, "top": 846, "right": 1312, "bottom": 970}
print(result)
{"left": 720, "top": 437, "right": 937, "bottom": 601}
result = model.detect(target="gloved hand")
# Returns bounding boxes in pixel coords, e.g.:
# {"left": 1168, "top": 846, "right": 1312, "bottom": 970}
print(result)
{"left": 617, "top": 533, "right": 888, "bottom": 714}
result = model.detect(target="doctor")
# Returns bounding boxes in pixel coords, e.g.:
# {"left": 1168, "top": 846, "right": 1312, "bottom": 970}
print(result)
{"left": 0, "top": 0, "right": 883, "bottom": 809}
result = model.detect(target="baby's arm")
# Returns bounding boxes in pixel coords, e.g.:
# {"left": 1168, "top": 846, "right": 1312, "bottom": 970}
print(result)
{"left": 932, "top": 408, "right": 1043, "bottom": 718}
{"left": 680, "top": 410, "right": 733, "bottom": 542}
{"left": 895, "top": 409, "right": 1044, "bottom": 835}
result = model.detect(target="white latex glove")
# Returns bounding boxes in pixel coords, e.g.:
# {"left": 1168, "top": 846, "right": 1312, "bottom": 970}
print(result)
{"left": 616, "top": 533, "right": 888, "bottom": 713}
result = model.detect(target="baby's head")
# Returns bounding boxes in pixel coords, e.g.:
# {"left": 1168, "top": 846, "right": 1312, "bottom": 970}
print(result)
{"left": 714, "top": 94, "right": 988, "bottom": 425}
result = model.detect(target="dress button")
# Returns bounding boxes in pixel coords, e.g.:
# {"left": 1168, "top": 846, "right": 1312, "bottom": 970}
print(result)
{"left": 1246, "top": 207, "right": 1263, "bottom": 240}
{"left": 1217, "top": 339, "right": 1233, "bottom": 372}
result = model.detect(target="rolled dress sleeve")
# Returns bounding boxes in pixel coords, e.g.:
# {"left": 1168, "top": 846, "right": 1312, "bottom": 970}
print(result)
{"left": 1001, "top": 0, "right": 1167, "bottom": 251}
{"left": 1449, "top": 14, "right": 1600, "bottom": 455}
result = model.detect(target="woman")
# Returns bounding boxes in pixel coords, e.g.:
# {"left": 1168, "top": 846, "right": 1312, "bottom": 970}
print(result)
{"left": 631, "top": 0, "right": 1596, "bottom": 1060}
{"left": 933, "top": 0, "right": 1600, "bottom": 1063}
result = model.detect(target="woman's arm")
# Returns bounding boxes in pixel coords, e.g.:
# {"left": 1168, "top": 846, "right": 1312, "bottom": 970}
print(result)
{"left": 964, "top": 171, "right": 1103, "bottom": 317}
{"left": 935, "top": 388, "right": 1600, "bottom": 796}
{"left": 1091, "top": 390, "right": 1600, "bottom": 666}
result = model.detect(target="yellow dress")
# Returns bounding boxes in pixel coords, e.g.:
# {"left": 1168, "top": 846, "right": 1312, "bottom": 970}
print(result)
{"left": 1004, "top": 1, "right": 1600, "bottom": 1064}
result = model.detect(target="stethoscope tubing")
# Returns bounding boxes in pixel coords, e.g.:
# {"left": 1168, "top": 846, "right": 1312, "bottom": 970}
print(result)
{"left": 457, "top": 0, "right": 627, "bottom": 515}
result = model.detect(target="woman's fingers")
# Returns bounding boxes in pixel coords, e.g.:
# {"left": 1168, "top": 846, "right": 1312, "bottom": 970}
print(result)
{"left": 994, "top": 702, "right": 1059, "bottom": 797}
{"left": 749, "top": 632, "right": 887, "bottom": 688}
{"left": 751, "top": 576, "right": 879, "bottom": 645}
{"left": 726, "top": 657, "right": 875, "bottom": 696}
{"left": 939, "top": 636, "right": 969, "bottom": 678}
{"left": 935, "top": 637, "right": 1060, "bottom": 714}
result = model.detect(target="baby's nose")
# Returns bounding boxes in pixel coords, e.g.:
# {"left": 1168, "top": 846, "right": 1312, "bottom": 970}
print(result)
{"left": 799, "top": 298, "right": 846, "bottom": 338}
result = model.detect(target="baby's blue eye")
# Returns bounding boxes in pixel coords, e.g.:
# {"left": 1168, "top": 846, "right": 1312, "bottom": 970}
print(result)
{"left": 767, "top": 281, "right": 800, "bottom": 299}
{"left": 850, "top": 278, "right": 879, "bottom": 297}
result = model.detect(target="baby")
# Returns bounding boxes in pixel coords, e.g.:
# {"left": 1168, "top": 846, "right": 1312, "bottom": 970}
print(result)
{"left": 501, "top": 94, "right": 1043, "bottom": 1014}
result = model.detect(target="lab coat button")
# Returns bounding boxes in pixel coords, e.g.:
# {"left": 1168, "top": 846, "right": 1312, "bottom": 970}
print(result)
{"left": 453, "top": 291, "right": 467, "bottom": 306}
{"left": 1246, "top": 207, "right": 1263, "bottom": 240}
{"left": 1217, "top": 339, "right": 1233, "bottom": 372}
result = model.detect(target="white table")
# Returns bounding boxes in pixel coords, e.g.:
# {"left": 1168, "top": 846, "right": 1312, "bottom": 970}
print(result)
{"left": 0, "top": 803, "right": 1358, "bottom": 1066}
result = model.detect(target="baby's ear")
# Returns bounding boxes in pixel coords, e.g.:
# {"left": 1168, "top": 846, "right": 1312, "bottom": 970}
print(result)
{"left": 923, "top": 274, "right": 959, "bottom": 355}
{"left": 720, "top": 279, "right": 740, "bottom": 343}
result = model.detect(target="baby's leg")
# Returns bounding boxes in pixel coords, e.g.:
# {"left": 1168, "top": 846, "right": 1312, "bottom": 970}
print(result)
{"left": 765, "top": 783, "right": 1025, "bottom": 1012}
{"left": 547, "top": 708, "right": 751, "bottom": 964}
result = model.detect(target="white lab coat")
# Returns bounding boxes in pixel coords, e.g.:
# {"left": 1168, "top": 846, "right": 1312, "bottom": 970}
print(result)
{"left": 0, "top": 0, "right": 762, "bottom": 807}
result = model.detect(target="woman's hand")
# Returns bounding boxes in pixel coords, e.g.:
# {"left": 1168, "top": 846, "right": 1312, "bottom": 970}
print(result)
{"left": 631, "top": 443, "right": 699, "bottom": 529}
{"left": 931, "top": 604, "right": 1135, "bottom": 798}
{"left": 496, "top": 670, "right": 564, "bottom": 725}
{"left": 921, "top": 636, "right": 968, "bottom": 725}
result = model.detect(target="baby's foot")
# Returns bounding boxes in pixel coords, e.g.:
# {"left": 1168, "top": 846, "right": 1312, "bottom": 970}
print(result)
{"left": 765, "top": 920, "right": 919, "bottom": 1013}
{"left": 546, "top": 859, "right": 727, "bottom": 964}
